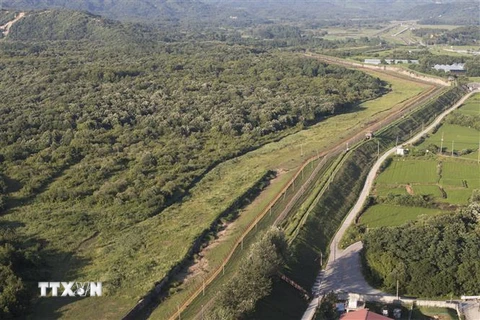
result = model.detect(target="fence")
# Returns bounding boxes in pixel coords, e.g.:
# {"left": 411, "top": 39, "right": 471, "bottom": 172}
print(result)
{"left": 122, "top": 62, "right": 452, "bottom": 320}
{"left": 352, "top": 293, "right": 463, "bottom": 319}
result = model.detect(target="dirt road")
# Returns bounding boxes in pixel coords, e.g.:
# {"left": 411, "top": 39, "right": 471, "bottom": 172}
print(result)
{"left": 0, "top": 12, "right": 25, "bottom": 37}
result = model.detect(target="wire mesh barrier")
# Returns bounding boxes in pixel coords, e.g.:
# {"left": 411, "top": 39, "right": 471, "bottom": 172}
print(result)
{"left": 122, "top": 82, "right": 463, "bottom": 320}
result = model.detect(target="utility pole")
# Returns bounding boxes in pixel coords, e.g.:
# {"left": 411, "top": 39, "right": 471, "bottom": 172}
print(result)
{"left": 478, "top": 139, "right": 480, "bottom": 164}
{"left": 396, "top": 136, "right": 399, "bottom": 147}
{"left": 452, "top": 140, "right": 454, "bottom": 156}
{"left": 377, "top": 140, "right": 380, "bottom": 158}
{"left": 440, "top": 132, "right": 444, "bottom": 154}
{"left": 396, "top": 279, "right": 399, "bottom": 300}
{"left": 301, "top": 144, "right": 304, "bottom": 157}
{"left": 320, "top": 252, "right": 323, "bottom": 266}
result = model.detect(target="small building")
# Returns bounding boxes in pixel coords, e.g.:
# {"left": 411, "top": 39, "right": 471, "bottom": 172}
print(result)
{"left": 396, "top": 147, "right": 408, "bottom": 156}
{"left": 340, "top": 309, "right": 393, "bottom": 320}
{"left": 467, "top": 83, "right": 480, "bottom": 91}
{"left": 433, "top": 63, "right": 466, "bottom": 74}
{"left": 365, "top": 131, "right": 374, "bottom": 140}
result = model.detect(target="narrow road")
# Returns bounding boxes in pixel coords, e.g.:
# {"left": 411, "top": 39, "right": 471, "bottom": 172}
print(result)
{"left": 0, "top": 12, "right": 25, "bottom": 37}
{"left": 301, "top": 89, "right": 479, "bottom": 320}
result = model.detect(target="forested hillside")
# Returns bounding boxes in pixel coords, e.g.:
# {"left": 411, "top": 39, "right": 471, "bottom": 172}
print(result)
{"left": 3, "top": 0, "right": 477, "bottom": 25}
{"left": 400, "top": 1, "right": 480, "bottom": 25}
{"left": 0, "top": 9, "right": 388, "bottom": 317}
{"left": 2, "top": 0, "right": 215, "bottom": 23}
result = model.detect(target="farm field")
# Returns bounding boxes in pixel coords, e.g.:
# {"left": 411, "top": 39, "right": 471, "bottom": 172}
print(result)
{"left": 360, "top": 204, "right": 444, "bottom": 228}
{"left": 364, "top": 92, "right": 480, "bottom": 234}
{"left": 457, "top": 92, "right": 480, "bottom": 116}
{"left": 374, "top": 157, "right": 478, "bottom": 207}
{"left": 321, "top": 26, "right": 384, "bottom": 40}
{"left": 420, "top": 124, "right": 480, "bottom": 153}
{"left": 376, "top": 159, "right": 438, "bottom": 185}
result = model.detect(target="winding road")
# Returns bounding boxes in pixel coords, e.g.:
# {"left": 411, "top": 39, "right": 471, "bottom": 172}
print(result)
{"left": 301, "top": 89, "right": 480, "bottom": 320}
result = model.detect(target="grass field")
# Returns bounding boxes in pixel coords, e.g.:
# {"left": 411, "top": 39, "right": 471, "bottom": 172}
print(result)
{"left": 321, "top": 26, "right": 384, "bottom": 40}
{"left": 374, "top": 156, "right": 478, "bottom": 207}
{"left": 367, "top": 92, "right": 480, "bottom": 230}
{"left": 376, "top": 159, "right": 438, "bottom": 185}
{"left": 413, "top": 185, "right": 444, "bottom": 198}
{"left": 420, "top": 124, "right": 480, "bottom": 153}
{"left": 360, "top": 204, "right": 444, "bottom": 227}
{"left": 441, "top": 161, "right": 480, "bottom": 189}
{"left": 457, "top": 92, "right": 480, "bottom": 116}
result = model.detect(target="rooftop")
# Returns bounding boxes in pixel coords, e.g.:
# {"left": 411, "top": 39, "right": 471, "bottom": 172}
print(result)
{"left": 340, "top": 309, "right": 392, "bottom": 320}
{"left": 433, "top": 63, "right": 465, "bottom": 72}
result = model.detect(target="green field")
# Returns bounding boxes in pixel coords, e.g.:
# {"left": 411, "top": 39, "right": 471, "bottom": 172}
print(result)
{"left": 457, "top": 92, "right": 480, "bottom": 116}
{"left": 374, "top": 157, "right": 478, "bottom": 207}
{"left": 441, "top": 161, "right": 480, "bottom": 189}
{"left": 360, "top": 204, "right": 444, "bottom": 227}
{"left": 411, "top": 185, "right": 443, "bottom": 197}
{"left": 376, "top": 159, "right": 438, "bottom": 185}
{"left": 366, "top": 92, "right": 480, "bottom": 231}
{"left": 420, "top": 124, "right": 480, "bottom": 153}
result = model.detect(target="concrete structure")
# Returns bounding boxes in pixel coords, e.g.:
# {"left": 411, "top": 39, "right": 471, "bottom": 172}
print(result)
{"left": 467, "top": 83, "right": 480, "bottom": 91}
{"left": 396, "top": 147, "right": 406, "bottom": 156}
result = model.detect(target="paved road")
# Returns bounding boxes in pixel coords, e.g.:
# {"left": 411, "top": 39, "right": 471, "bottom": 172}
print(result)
{"left": 301, "top": 89, "right": 480, "bottom": 320}
{"left": 461, "top": 301, "right": 480, "bottom": 320}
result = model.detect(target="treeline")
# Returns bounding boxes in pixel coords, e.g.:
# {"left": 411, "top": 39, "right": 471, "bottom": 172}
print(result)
{"left": 363, "top": 202, "right": 480, "bottom": 297}
{"left": 412, "top": 26, "right": 480, "bottom": 46}
{"left": 409, "top": 55, "right": 480, "bottom": 77}
{"left": 206, "top": 228, "right": 288, "bottom": 320}
{"left": 445, "top": 112, "right": 480, "bottom": 132}
{"left": 0, "top": 227, "right": 44, "bottom": 319}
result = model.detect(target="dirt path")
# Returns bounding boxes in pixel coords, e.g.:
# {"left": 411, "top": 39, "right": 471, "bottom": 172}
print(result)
{"left": 302, "top": 89, "right": 479, "bottom": 320}
{"left": 0, "top": 12, "right": 25, "bottom": 37}
{"left": 406, "top": 184, "right": 414, "bottom": 195}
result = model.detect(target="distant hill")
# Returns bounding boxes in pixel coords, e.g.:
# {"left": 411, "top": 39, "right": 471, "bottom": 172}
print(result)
{"left": 400, "top": 1, "right": 480, "bottom": 25}
{"left": 3, "top": 0, "right": 476, "bottom": 25}
{"left": 203, "top": 0, "right": 476, "bottom": 24}
{"left": 1, "top": 10, "right": 173, "bottom": 44}
{"left": 1, "top": 0, "right": 216, "bottom": 23}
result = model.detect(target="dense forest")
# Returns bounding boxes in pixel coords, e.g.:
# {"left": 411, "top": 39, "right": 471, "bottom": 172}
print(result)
{"left": 363, "top": 202, "right": 480, "bottom": 297}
